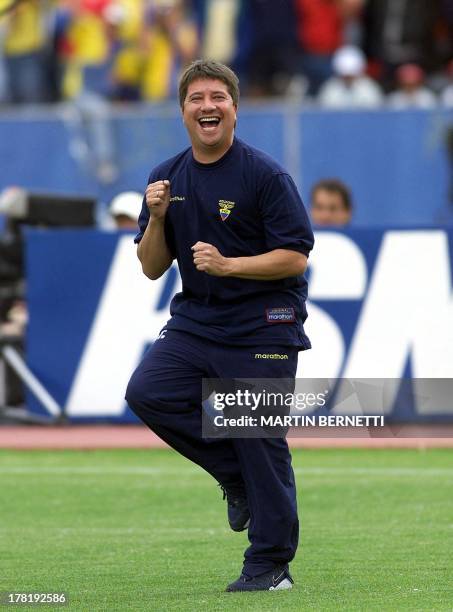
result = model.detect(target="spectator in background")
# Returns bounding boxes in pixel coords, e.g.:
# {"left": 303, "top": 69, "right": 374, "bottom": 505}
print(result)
{"left": 294, "top": 0, "right": 343, "bottom": 96}
{"left": 387, "top": 64, "right": 437, "bottom": 109}
{"left": 242, "top": 0, "right": 298, "bottom": 97}
{"left": 363, "top": 0, "right": 442, "bottom": 90}
{"left": 199, "top": 0, "right": 240, "bottom": 66}
{"left": 110, "top": 0, "right": 145, "bottom": 101}
{"left": 227, "top": 0, "right": 252, "bottom": 86}
{"left": 318, "top": 45, "right": 383, "bottom": 108}
{"left": 109, "top": 190, "right": 142, "bottom": 229}
{"left": 58, "top": 0, "right": 114, "bottom": 100}
{"left": 140, "top": 0, "right": 198, "bottom": 102}
{"left": 310, "top": 178, "right": 352, "bottom": 226}
{"left": 293, "top": 0, "right": 365, "bottom": 97}
{"left": 1, "top": 0, "right": 51, "bottom": 104}
{"left": 58, "top": 0, "right": 118, "bottom": 183}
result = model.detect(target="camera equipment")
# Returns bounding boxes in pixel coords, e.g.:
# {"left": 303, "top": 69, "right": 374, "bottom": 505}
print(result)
{"left": 0, "top": 189, "right": 96, "bottom": 423}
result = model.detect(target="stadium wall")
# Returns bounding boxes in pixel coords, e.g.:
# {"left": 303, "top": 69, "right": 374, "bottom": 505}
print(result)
{"left": 0, "top": 105, "right": 452, "bottom": 226}
{"left": 25, "top": 227, "right": 453, "bottom": 422}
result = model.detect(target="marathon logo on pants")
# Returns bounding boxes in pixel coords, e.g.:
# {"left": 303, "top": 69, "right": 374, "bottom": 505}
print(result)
{"left": 266, "top": 307, "right": 295, "bottom": 323}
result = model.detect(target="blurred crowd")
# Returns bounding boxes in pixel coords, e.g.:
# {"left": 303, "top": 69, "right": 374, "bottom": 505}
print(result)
{"left": 0, "top": 0, "right": 452, "bottom": 109}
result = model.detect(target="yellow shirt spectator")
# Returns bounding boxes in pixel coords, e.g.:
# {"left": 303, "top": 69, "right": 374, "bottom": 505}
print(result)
{"left": 3, "top": 0, "right": 45, "bottom": 56}
{"left": 65, "top": 10, "right": 110, "bottom": 66}
{"left": 141, "top": 6, "right": 198, "bottom": 101}
{"left": 115, "top": 0, "right": 143, "bottom": 43}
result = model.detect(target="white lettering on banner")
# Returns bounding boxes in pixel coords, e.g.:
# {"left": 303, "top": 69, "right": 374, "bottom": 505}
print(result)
{"left": 297, "top": 302, "right": 345, "bottom": 380}
{"left": 338, "top": 231, "right": 453, "bottom": 415}
{"left": 64, "top": 231, "right": 453, "bottom": 417}
{"left": 308, "top": 233, "right": 367, "bottom": 299}
{"left": 298, "top": 233, "right": 367, "bottom": 380}
{"left": 65, "top": 237, "right": 181, "bottom": 416}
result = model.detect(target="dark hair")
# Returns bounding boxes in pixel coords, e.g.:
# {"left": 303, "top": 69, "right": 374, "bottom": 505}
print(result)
{"left": 311, "top": 179, "right": 353, "bottom": 211}
{"left": 178, "top": 59, "right": 240, "bottom": 108}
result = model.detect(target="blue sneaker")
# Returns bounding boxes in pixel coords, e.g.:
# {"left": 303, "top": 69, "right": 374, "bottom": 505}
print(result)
{"left": 226, "top": 565, "right": 294, "bottom": 592}
{"left": 219, "top": 484, "right": 250, "bottom": 532}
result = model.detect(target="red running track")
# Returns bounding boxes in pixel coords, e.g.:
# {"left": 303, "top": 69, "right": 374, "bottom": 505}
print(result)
{"left": 0, "top": 425, "right": 452, "bottom": 450}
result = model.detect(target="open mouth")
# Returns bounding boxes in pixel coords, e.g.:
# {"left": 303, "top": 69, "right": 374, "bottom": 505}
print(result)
{"left": 198, "top": 116, "right": 221, "bottom": 131}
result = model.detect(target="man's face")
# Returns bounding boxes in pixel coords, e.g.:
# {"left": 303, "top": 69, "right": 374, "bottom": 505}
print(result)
{"left": 311, "top": 188, "right": 351, "bottom": 226}
{"left": 182, "top": 78, "right": 237, "bottom": 158}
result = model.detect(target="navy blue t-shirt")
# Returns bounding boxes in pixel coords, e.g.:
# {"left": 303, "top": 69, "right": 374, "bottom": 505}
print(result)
{"left": 135, "top": 137, "right": 314, "bottom": 349}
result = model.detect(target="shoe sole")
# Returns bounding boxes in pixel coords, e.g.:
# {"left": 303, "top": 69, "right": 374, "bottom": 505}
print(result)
{"left": 269, "top": 578, "right": 293, "bottom": 590}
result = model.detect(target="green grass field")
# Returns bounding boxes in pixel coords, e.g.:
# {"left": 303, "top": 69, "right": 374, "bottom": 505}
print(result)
{"left": 1, "top": 448, "right": 452, "bottom": 611}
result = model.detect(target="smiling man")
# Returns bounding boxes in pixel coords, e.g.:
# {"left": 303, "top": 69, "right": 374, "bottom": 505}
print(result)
{"left": 126, "top": 60, "right": 314, "bottom": 592}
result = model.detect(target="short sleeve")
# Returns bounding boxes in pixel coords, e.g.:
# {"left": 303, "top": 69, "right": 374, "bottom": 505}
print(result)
{"left": 134, "top": 192, "right": 149, "bottom": 244}
{"left": 259, "top": 173, "right": 314, "bottom": 256}
{"left": 134, "top": 171, "right": 153, "bottom": 244}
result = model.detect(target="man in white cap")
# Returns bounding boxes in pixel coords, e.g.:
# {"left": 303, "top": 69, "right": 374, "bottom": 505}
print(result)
{"left": 109, "top": 191, "right": 143, "bottom": 229}
{"left": 318, "top": 45, "right": 383, "bottom": 108}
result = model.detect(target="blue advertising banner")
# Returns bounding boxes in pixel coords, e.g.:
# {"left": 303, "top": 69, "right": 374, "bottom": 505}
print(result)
{"left": 1, "top": 107, "right": 452, "bottom": 227}
{"left": 25, "top": 228, "right": 453, "bottom": 422}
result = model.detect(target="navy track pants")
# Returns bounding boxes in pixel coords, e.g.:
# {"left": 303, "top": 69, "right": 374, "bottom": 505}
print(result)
{"left": 125, "top": 329, "right": 299, "bottom": 577}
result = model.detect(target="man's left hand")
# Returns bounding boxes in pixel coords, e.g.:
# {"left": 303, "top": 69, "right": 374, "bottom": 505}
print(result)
{"left": 191, "top": 242, "right": 231, "bottom": 276}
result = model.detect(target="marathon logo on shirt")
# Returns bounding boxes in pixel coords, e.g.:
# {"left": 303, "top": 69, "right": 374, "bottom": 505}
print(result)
{"left": 254, "top": 353, "right": 289, "bottom": 360}
{"left": 218, "top": 200, "right": 235, "bottom": 221}
{"left": 266, "top": 307, "right": 296, "bottom": 323}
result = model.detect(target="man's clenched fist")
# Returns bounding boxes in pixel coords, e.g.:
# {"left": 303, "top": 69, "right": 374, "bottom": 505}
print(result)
{"left": 146, "top": 180, "right": 171, "bottom": 219}
{"left": 192, "top": 241, "right": 233, "bottom": 277}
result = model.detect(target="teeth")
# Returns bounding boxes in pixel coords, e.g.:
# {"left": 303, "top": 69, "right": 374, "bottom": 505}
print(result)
{"left": 199, "top": 117, "right": 219, "bottom": 123}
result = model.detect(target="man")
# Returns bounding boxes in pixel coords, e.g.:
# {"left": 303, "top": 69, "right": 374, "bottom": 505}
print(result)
{"left": 126, "top": 59, "right": 314, "bottom": 592}
{"left": 310, "top": 178, "right": 353, "bottom": 226}
{"left": 387, "top": 64, "right": 437, "bottom": 109}
{"left": 109, "top": 191, "right": 143, "bottom": 229}
{"left": 318, "top": 45, "right": 383, "bottom": 109}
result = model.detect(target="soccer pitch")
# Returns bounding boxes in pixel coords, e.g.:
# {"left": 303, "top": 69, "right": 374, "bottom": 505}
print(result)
{"left": 1, "top": 448, "right": 452, "bottom": 611}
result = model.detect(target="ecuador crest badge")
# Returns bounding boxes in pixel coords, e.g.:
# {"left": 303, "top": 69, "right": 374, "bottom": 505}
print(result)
{"left": 219, "top": 200, "right": 235, "bottom": 221}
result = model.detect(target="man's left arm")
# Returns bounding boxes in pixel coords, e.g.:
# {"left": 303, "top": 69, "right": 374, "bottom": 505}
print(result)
{"left": 191, "top": 243, "right": 307, "bottom": 280}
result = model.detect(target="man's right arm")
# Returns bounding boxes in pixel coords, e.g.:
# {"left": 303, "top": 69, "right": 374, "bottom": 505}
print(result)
{"left": 137, "top": 179, "right": 174, "bottom": 280}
